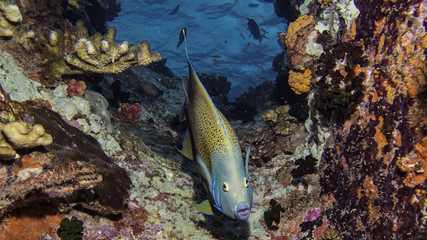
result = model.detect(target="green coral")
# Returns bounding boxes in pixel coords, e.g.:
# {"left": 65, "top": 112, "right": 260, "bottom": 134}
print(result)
{"left": 57, "top": 217, "right": 84, "bottom": 240}
{"left": 43, "top": 20, "right": 161, "bottom": 81}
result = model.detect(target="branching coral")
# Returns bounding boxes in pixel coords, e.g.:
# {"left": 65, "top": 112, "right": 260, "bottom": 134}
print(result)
{"left": 43, "top": 20, "right": 161, "bottom": 81}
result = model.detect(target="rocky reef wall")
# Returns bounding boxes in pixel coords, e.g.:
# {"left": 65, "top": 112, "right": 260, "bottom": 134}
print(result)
{"left": 273, "top": 0, "right": 426, "bottom": 238}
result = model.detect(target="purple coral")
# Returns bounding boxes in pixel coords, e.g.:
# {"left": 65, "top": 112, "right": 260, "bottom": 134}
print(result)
{"left": 303, "top": 208, "right": 321, "bottom": 222}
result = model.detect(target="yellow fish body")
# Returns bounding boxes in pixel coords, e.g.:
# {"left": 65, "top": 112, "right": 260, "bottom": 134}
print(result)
{"left": 178, "top": 29, "right": 253, "bottom": 220}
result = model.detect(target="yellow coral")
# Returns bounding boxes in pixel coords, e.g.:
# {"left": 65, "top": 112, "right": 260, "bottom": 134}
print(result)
{"left": 43, "top": 21, "right": 161, "bottom": 80}
{"left": 262, "top": 109, "right": 278, "bottom": 123}
{"left": 64, "top": 24, "right": 161, "bottom": 74}
{"left": 0, "top": 2, "right": 22, "bottom": 37}
{"left": 262, "top": 105, "right": 295, "bottom": 136}
{"left": 0, "top": 123, "right": 18, "bottom": 160}
{"left": 285, "top": 15, "right": 315, "bottom": 49}
{"left": 2, "top": 122, "right": 53, "bottom": 149}
{"left": 288, "top": 68, "right": 312, "bottom": 94}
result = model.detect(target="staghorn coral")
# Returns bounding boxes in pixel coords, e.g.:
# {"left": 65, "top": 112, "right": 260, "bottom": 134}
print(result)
{"left": 288, "top": 68, "right": 312, "bottom": 95}
{"left": 2, "top": 121, "right": 53, "bottom": 149}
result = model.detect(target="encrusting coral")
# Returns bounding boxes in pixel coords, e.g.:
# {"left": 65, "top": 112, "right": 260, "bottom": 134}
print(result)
{"left": 262, "top": 105, "right": 296, "bottom": 136}
{"left": 288, "top": 68, "right": 312, "bottom": 95}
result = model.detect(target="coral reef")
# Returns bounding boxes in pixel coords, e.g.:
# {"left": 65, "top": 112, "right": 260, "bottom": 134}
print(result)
{"left": 0, "top": 121, "right": 52, "bottom": 160}
{"left": 264, "top": 199, "right": 285, "bottom": 230}
{"left": 0, "top": 2, "right": 22, "bottom": 37}
{"left": 119, "top": 103, "right": 141, "bottom": 122}
{"left": 283, "top": 14, "right": 317, "bottom": 69}
{"left": 66, "top": 79, "right": 86, "bottom": 97}
{"left": 43, "top": 20, "right": 161, "bottom": 80}
{"left": 262, "top": 105, "right": 297, "bottom": 136}
{"left": 288, "top": 68, "right": 312, "bottom": 95}
{"left": 231, "top": 81, "right": 275, "bottom": 122}
{"left": 2, "top": 121, "right": 53, "bottom": 149}
{"left": 0, "top": 102, "right": 130, "bottom": 218}
{"left": 57, "top": 216, "right": 84, "bottom": 240}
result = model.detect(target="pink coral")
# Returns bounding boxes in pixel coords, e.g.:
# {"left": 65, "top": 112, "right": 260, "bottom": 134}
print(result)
{"left": 119, "top": 103, "right": 141, "bottom": 122}
{"left": 303, "top": 208, "right": 321, "bottom": 222}
{"left": 66, "top": 79, "right": 86, "bottom": 97}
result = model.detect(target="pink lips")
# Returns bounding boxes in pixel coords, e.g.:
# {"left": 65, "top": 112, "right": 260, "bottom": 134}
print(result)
{"left": 238, "top": 208, "right": 250, "bottom": 217}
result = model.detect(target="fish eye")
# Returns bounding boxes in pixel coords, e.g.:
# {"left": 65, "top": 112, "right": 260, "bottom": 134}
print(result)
{"left": 244, "top": 177, "right": 249, "bottom": 188}
{"left": 222, "top": 181, "right": 229, "bottom": 192}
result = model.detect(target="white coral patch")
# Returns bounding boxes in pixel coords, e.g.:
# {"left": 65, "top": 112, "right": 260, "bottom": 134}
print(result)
{"left": 85, "top": 40, "right": 97, "bottom": 55}
{"left": 100, "top": 40, "right": 109, "bottom": 52}
{"left": 49, "top": 30, "right": 58, "bottom": 46}
{"left": 16, "top": 167, "right": 43, "bottom": 181}
{"left": 3, "top": 4, "right": 22, "bottom": 22}
{"left": 119, "top": 41, "right": 129, "bottom": 53}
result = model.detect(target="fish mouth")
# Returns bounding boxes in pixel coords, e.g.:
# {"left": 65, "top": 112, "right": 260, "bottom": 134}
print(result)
{"left": 235, "top": 202, "right": 250, "bottom": 220}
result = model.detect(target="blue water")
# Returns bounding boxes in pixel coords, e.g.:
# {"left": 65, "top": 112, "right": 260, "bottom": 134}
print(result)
{"left": 107, "top": 0, "right": 286, "bottom": 99}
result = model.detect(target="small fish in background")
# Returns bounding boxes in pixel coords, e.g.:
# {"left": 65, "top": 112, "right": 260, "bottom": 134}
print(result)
{"left": 167, "top": 4, "right": 180, "bottom": 15}
{"left": 176, "top": 27, "right": 186, "bottom": 49}
{"left": 239, "top": 32, "right": 246, "bottom": 40}
{"left": 248, "top": 3, "right": 260, "bottom": 7}
{"left": 247, "top": 17, "right": 262, "bottom": 44}
{"left": 178, "top": 28, "right": 253, "bottom": 220}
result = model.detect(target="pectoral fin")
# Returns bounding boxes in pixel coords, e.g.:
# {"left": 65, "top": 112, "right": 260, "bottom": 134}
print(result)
{"left": 192, "top": 200, "right": 214, "bottom": 215}
{"left": 245, "top": 144, "right": 252, "bottom": 176}
{"left": 196, "top": 155, "right": 212, "bottom": 192}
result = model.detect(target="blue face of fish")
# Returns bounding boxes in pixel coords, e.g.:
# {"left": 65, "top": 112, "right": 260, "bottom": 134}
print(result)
{"left": 209, "top": 146, "right": 253, "bottom": 220}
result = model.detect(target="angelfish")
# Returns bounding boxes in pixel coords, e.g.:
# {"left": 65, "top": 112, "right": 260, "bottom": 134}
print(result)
{"left": 178, "top": 29, "right": 253, "bottom": 220}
